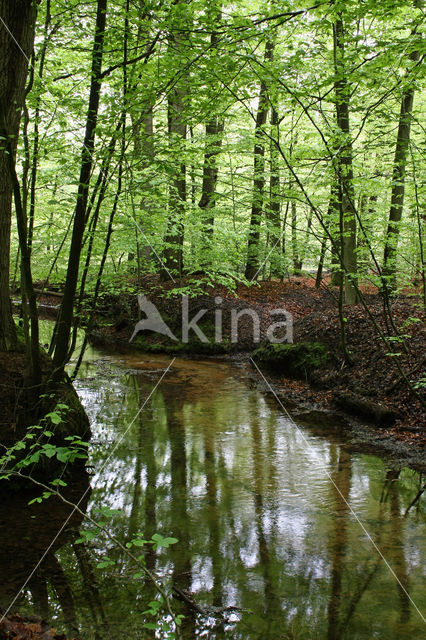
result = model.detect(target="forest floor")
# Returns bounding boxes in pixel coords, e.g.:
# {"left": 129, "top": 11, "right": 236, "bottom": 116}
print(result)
{"left": 35, "top": 274, "right": 426, "bottom": 462}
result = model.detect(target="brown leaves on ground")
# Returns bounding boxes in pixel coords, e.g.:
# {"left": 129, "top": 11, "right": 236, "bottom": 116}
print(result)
{"left": 0, "top": 613, "right": 80, "bottom": 640}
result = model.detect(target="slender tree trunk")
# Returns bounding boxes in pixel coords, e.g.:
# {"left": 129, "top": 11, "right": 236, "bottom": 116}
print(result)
{"left": 28, "top": 0, "right": 52, "bottom": 254}
{"left": 133, "top": 106, "right": 155, "bottom": 266}
{"left": 315, "top": 235, "right": 328, "bottom": 288}
{"left": 291, "top": 201, "right": 302, "bottom": 273}
{"left": 330, "top": 232, "right": 342, "bottom": 285}
{"left": 281, "top": 200, "right": 290, "bottom": 279}
{"left": 162, "top": 85, "right": 186, "bottom": 278}
{"left": 245, "top": 38, "right": 275, "bottom": 280}
{"left": 333, "top": 15, "right": 358, "bottom": 304}
{"left": 325, "top": 182, "right": 341, "bottom": 286}
{"left": 72, "top": 1, "right": 129, "bottom": 375}
{"left": 66, "top": 121, "right": 122, "bottom": 361}
{"left": 298, "top": 208, "right": 313, "bottom": 270}
{"left": 0, "top": 0, "right": 37, "bottom": 351}
{"left": 198, "top": 119, "right": 224, "bottom": 238}
{"left": 2, "top": 139, "right": 41, "bottom": 384}
{"left": 357, "top": 194, "right": 376, "bottom": 275}
{"left": 198, "top": 4, "right": 224, "bottom": 264}
{"left": 52, "top": 0, "right": 107, "bottom": 373}
{"left": 161, "top": 2, "right": 190, "bottom": 279}
{"left": 412, "top": 154, "right": 425, "bottom": 306}
{"left": 268, "top": 105, "right": 281, "bottom": 277}
{"left": 128, "top": 0, "right": 155, "bottom": 268}
{"left": 382, "top": 48, "right": 419, "bottom": 292}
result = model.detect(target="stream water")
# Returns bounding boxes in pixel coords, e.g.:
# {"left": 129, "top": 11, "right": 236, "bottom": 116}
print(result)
{"left": 1, "top": 326, "right": 425, "bottom": 639}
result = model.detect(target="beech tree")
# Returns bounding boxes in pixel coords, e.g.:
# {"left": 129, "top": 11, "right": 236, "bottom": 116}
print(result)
{"left": 245, "top": 37, "right": 275, "bottom": 280}
{"left": 382, "top": 38, "right": 421, "bottom": 292}
{"left": 0, "top": 0, "right": 421, "bottom": 374}
{"left": 0, "top": 0, "right": 37, "bottom": 351}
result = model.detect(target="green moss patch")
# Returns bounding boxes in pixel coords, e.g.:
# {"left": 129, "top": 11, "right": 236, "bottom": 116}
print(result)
{"left": 132, "top": 335, "right": 230, "bottom": 355}
{"left": 252, "top": 341, "right": 329, "bottom": 379}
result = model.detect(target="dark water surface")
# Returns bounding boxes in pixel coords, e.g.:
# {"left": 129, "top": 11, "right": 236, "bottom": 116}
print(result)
{"left": 1, "top": 331, "right": 425, "bottom": 639}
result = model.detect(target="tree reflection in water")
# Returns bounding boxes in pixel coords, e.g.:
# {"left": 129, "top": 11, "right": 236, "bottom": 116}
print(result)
{"left": 1, "top": 352, "right": 424, "bottom": 639}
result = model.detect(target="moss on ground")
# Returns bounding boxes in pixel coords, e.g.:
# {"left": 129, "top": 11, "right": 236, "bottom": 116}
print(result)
{"left": 252, "top": 341, "right": 329, "bottom": 378}
{"left": 132, "top": 334, "right": 231, "bottom": 355}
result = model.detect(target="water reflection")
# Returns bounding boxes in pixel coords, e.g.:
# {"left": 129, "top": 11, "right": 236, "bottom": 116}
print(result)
{"left": 0, "top": 475, "right": 90, "bottom": 636}
{"left": 1, "top": 346, "right": 425, "bottom": 639}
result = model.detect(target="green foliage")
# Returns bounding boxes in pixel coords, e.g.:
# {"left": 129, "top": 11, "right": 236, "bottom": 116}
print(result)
{"left": 11, "top": 0, "right": 424, "bottom": 298}
{"left": 0, "top": 401, "right": 89, "bottom": 480}
{"left": 413, "top": 376, "right": 426, "bottom": 390}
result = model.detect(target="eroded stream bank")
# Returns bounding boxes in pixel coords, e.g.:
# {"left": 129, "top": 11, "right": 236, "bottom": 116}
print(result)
{"left": 1, "top": 332, "right": 425, "bottom": 639}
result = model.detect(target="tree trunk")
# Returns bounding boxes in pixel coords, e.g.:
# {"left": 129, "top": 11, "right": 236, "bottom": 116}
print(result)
{"left": 245, "top": 38, "right": 275, "bottom": 280}
{"left": 198, "top": 5, "right": 224, "bottom": 263}
{"left": 52, "top": 0, "right": 107, "bottom": 373}
{"left": 161, "top": 2, "right": 190, "bottom": 279}
{"left": 27, "top": 0, "right": 52, "bottom": 255}
{"left": 357, "top": 194, "right": 376, "bottom": 275}
{"left": 198, "top": 119, "right": 224, "bottom": 238}
{"left": 333, "top": 15, "right": 358, "bottom": 304}
{"left": 291, "top": 201, "right": 302, "bottom": 273}
{"left": 134, "top": 106, "right": 155, "bottom": 266}
{"left": 382, "top": 48, "right": 419, "bottom": 292}
{"left": 315, "top": 234, "right": 327, "bottom": 288}
{"left": 268, "top": 105, "right": 282, "bottom": 277}
{"left": 3, "top": 136, "right": 41, "bottom": 384}
{"left": 128, "top": 1, "right": 156, "bottom": 269}
{"left": 162, "top": 85, "right": 187, "bottom": 278}
{"left": 0, "top": 0, "right": 37, "bottom": 351}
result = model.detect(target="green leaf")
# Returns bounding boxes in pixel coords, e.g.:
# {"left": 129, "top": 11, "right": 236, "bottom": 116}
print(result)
{"left": 97, "top": 558, "right": 115, "bottom": 569}
{"left": 50, "top": 478, "right": 67, "bottom": 487}
{"left": 46, "top": 411, "right": 62, "bottom": 425}
{"left": 151, "top": 533, "right": 178, "bottom": 549}
{"left": 130, "top": 538, "right": 150, "bottom": 547}
{"left": 56, "top": 448, "right": 71, "bottom": 462}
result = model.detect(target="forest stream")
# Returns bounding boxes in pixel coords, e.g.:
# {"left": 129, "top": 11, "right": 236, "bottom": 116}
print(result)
{"left": 0, "top": 321, "right": 425, "bottom": 640}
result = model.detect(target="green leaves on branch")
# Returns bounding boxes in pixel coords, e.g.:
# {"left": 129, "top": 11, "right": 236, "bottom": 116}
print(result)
{"left": 126, "top": 532, "right": 178, "bottom": 551}
{"left": 0, "top": 402, "right": 89, "bottom": 480}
